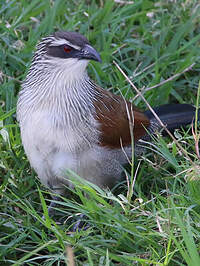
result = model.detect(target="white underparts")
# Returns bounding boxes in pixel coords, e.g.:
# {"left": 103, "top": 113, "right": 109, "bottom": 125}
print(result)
{"left": 17, "top": 56, "right": 129, "bottom": 193}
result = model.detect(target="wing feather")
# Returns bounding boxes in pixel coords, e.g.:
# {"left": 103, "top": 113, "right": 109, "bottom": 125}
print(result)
{"left": 94, "top": 87, "right": 150, "bottom": 148}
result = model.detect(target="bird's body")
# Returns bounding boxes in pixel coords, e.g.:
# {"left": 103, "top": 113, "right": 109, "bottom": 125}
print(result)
{"left": 18, "top": 76, "right": 131, "bottom": 190}
{"left": 17, "top": 32, "right": 136, "bottom": 191}
{"left": 17, "top": 31, "right": 197, "bottom": 195}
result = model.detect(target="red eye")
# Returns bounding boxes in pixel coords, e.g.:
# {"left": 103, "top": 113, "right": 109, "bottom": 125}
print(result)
{"left": 64, "top": 46, "right": 72, "bottom": 53}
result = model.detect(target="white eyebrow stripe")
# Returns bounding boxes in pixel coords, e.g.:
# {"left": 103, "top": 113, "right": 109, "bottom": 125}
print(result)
{"left": 49, "top": 39, "right": 81, "bottom": 50}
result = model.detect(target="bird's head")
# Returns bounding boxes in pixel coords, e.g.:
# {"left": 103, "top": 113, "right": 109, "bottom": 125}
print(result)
{"left": 34, "top": 31, "right": 101, "bottom": 79}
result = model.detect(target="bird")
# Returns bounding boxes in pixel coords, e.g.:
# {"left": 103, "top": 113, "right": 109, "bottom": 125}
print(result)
{"left": 17, "top": 31, "right": 198, "bottom": 199}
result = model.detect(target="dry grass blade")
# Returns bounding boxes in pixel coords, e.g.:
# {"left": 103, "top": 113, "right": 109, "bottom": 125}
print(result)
{"left": 114, "top": 0, "right": 134, "bottom": 4}
{"left": 192, "top": 122, "right": 200, "bottom": 160}
{"left": 192, "top": 80, "right": 200, "bottom": 160}
{"left": 113, "top": 60, "right": 196, "bottom": 168}
{"left": 133, "top": 63, "right": 196, "bottom": 101}
{"left": 66, "top": 246, "right": 75, "bottom": 266}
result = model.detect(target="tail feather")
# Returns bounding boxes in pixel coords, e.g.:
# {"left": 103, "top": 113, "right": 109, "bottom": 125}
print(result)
{"left": 144, "top": 104, "right": 199, "bottom": 135}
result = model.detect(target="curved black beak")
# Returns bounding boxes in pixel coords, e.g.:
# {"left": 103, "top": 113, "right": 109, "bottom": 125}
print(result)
{"left": 81, "top": 44, "right": 102, "bottom": 63}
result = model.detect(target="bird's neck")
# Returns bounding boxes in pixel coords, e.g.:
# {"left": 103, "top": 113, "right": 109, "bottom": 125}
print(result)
{"left": 18, "top": 65, "right": 99, "bottom": 126}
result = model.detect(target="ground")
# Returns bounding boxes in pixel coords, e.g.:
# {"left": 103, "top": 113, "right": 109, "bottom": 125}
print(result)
{"left": 0, "top": 0, "right": 200, "bottom": 265}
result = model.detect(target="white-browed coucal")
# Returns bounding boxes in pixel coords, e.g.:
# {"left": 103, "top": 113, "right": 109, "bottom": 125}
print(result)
{"left": 17, "top": 31, "right": 198, "bottom": 196}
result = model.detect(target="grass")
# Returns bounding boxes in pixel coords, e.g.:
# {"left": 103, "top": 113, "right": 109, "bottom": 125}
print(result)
{"left": 0, "top": 0, "right": 200, "bottom": 265}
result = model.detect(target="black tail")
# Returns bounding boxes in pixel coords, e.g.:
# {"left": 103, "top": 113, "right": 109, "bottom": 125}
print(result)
{"left": 144, "top": 104, "right": 199, "bottom": 135}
